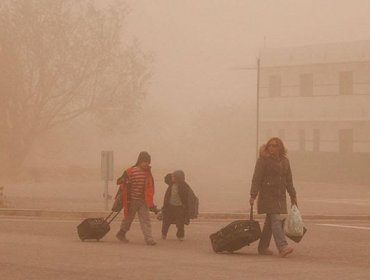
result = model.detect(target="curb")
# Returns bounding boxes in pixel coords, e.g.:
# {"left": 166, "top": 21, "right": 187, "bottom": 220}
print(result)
{"left": 1, "top": 208, "right": 369, "bottom": 221}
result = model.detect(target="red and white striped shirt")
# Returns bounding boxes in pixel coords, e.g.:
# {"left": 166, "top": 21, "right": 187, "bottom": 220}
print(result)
{"left": 129, "top": 166, "right": 147, "bottom": 200}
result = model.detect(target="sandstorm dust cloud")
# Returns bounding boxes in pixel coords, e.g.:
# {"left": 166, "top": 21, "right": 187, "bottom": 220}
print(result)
{"left": 1, "top": 0, "right": 370, "bottom": 212}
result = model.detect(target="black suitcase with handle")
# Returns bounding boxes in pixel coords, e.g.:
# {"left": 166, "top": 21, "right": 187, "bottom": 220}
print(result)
{"left": 209, "top": 206, "right": 261, "bottom": 253}
{"left": 77, "top": 211, "right": 120, "bottom": 241}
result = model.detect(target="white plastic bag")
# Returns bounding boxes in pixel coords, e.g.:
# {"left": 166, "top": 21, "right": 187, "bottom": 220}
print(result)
{"left": 284, "top": 205, "right": 304, "bottom": 237}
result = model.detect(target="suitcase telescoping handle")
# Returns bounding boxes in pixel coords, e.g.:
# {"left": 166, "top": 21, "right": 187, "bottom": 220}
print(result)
{"left": 104, "top": 210, "right": 121, "bottom": 225}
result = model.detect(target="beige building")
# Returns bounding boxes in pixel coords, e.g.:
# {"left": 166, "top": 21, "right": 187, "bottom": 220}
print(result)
{"left": 258, "top": 41, "right": 370, "bottom": 182}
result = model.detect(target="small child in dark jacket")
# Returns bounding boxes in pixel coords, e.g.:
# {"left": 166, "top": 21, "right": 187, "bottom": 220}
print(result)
{"left": 160, "top": 170, "right": 191, "bottom": 241}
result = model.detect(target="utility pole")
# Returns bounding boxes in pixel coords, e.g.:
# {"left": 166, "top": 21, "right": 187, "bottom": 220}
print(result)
{"left": 256, "top": 56, "right": 261, "bottom": 159}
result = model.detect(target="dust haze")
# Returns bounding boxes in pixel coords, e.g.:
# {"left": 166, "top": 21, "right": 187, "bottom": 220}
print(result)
{"left": 1, "top": 0, "right": 370, "bottom": 214}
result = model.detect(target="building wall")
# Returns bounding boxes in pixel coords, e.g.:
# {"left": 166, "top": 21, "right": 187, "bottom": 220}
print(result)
{"left": 258, "top": 60, "right": 370, "bottom": 153}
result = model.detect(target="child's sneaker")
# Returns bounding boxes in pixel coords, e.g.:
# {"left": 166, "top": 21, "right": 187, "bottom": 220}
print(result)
{"left": 146, "top": 239, "right": 157, "bottom": 246}
{"left": 116, "top": 230, "right": 129, "bottom": 243}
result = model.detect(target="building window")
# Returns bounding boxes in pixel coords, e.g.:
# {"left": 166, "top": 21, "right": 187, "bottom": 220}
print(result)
{"left": 339, "top": 129, "right": 353, "bottom": 153}
{"left": 269, "top": 75, "right": 281, "bottom": 97}
{"left": 339, "top": 71, "right": 353, "bottom": 95}
{"left": 313, "top": 129, "right": 320, "bottom": 152}
{"left": 299, "top": 74, "right": 313, "bottom": 96}
{"left": 299, "top": 129, "right": 306, "bottom": 151}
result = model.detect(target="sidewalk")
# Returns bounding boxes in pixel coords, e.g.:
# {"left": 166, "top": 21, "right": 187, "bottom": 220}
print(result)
{"left": 1, "top": 208, "right": 369, "bottom": 220}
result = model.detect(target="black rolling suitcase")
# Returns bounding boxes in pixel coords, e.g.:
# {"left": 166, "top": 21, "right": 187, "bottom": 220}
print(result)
{"left": 77, "top": 211, "right": 120, "bottom": 241}
{"left": 209, "top": 206, "right": 261, "bottom": 253}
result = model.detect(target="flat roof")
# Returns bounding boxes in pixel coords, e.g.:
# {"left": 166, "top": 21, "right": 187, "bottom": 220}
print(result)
{"left": 260, "top": 40, "right": 370, "bottom": 67}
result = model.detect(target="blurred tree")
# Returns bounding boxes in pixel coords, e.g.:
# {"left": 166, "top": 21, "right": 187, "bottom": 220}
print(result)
{"left": 0, "top": 0, "right": 151, "bottom": 178}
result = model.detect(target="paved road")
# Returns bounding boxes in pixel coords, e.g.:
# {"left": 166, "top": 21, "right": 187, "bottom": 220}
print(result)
{"left": 1, "top": 217, "right": 369, "bottom": 280}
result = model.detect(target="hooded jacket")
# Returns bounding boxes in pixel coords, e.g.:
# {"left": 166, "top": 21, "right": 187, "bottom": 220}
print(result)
{"left": 250, "top": 145, "right": 296, "bottom": 214}
{"left": 162, "top": 171, "right": 191, "bottom": 225}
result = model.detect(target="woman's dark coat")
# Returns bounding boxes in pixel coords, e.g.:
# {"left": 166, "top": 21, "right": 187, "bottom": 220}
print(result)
{"left": 250, "top": 149, "right": 296, "bottom": 214}
{"left": 162, "top": 181, "right": 191, "bottom": 225}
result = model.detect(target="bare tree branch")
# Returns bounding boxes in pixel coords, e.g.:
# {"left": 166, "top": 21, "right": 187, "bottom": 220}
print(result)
{"left": 0, "top": 0, "right": 151, "bottom": 177}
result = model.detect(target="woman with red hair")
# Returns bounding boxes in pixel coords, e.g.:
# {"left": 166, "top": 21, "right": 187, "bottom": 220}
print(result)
{"left": 250, "top": 137, "right": 298, "bottom": 257}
